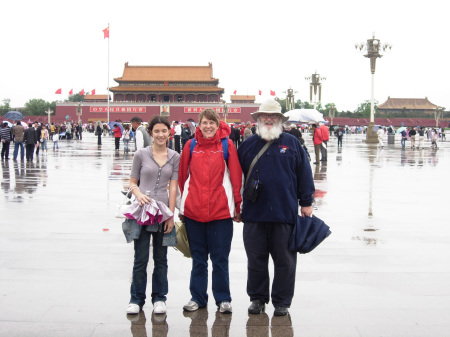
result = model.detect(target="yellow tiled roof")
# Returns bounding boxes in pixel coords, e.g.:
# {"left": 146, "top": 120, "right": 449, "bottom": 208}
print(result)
{"left": 378, "top": 97, "right": 438, "bottom": 110}
{"left": 114, "top": 63, "right": 217, "bottom": 82}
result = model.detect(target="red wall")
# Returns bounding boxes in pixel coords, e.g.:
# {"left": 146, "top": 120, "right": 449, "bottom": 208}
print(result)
{"left": 55, "top": 103, "right": 260, "bottom": 125}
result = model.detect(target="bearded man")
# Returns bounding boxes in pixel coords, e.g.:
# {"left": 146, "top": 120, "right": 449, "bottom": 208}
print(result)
{"left": 237, "top": 99, "right": 315, "bottom": 316}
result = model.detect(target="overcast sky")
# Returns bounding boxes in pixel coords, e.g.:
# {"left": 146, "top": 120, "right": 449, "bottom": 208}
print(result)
{"left": 1, "top": 0, "right": 448, "bottom": 112}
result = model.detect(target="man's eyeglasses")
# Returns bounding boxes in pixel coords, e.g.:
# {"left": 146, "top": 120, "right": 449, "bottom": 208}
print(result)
{"left": 259, "top": 114, "right": 280, "bottom": 120}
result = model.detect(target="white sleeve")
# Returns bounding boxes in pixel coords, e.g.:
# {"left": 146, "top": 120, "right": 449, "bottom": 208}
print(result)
{"left": 136, "top": 130, "right": 144, "bottom": 150}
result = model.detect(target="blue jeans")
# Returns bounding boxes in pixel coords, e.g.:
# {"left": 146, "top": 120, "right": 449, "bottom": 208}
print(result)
{"left": 185, "top": 217, "right": 233, "bottom": 307}
{"left": 401, "top": 137, "right": 406, "bottom": 148}
{"left": 123, "top": 139, "right": 130, "bottom": 152}
{"left": 53, "top": 140, "right": 59, "bottom": 150}
{"left": 130, "top": 227, "right": 168, "bottom": 307}
{"left": 13, "top": 142, "right": 24, "bottom": 160}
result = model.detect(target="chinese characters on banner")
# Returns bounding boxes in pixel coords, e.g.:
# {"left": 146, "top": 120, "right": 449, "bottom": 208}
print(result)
{"left": 90, "top": 107, "right": 147, "bottom": 113}
{"left": 184, "top": 107, "right": 241, "bottom": 113}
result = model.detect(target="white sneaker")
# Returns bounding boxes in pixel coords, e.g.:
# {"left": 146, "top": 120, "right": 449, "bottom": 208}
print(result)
{"left": 153, "top": 301, "right": 166, "bottom": 314}
{"left": 183, "top": 300, "right": 199, "bottom": 312}
{"left": 219, "top": 301, "right": 232, "bottom": 313}
{"left": 126, "top": 303, "right": 140, "bottom": 314}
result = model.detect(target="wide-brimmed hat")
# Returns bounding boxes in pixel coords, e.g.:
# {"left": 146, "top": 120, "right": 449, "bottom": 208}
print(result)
{"left": 251, "top": 99, "right": 288, "bottom": 122}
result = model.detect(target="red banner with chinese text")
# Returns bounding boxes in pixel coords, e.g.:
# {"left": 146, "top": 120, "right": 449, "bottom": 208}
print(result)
{"left": 90, "top": 107, "right": 147, "bottom": 113}
{"left": 184, "top": 107, "right": 241, "bottom": 113}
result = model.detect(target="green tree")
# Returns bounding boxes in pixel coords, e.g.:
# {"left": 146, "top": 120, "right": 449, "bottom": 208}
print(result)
{"left": 354, "top": 100, "right": 377, "bottom": 118}
{"left": 24, "top": 99, "right": 56, "bottom": 116}
{"left": 67, "top": 91, "right": 87, "bottom": 102}
{"left": 0, "top": 98, "right": 11, "bottom": 116}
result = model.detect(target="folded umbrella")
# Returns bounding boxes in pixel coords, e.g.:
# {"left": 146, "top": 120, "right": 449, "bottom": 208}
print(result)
{"left": 288, "top": 215, "right": 331, "bottom": 254}
{"left": 123, "top": 199, "right": 173, "bottom": 226}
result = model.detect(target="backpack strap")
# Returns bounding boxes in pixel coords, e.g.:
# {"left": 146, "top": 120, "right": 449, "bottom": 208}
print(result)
{"left": 189, "top": 138, "right": 197, "bottom": 157}
{"left": 221, "top": 138, "right": 229, "bottom": 161}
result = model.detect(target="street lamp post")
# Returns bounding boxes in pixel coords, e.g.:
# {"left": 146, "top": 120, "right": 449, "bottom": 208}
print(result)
{"left": 356, "top": 33, "right": 392, "bottom": 143}
{"left": 434, "top": 107, "right": 444, "bottom": 128}
{"left": 305, "top": 72, "right": 325, "bottom": 109}
{"left": 76, "top": 102, "right": 82, "bottom": 125}
{"left": 329, "top": 104, "right": 336, "bottom": 125}
{"left": 222, "top": 100, "right": 228, "bottom": 123}
{"left": 283, "top": 88, "right": 297, "bottom": 111}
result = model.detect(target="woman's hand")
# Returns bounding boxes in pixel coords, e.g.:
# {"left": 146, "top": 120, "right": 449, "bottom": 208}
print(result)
{"left": 233, "top": 210, "right": 242, "bottom": 223}
{"left": 136, "top": 191, "right": 151, "bottom": 206}
{"left": 164, "top": 218, "right": 174, "bottom": 234}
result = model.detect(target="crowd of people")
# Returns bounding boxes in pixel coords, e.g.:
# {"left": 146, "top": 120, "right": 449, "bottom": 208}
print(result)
{"left": 0, "top": 121, "right": 84, "bottom": 161}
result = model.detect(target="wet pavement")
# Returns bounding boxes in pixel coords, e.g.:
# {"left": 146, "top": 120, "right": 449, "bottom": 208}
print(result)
{"left": 1, "top": 133, "right": 449, "bottom": 337}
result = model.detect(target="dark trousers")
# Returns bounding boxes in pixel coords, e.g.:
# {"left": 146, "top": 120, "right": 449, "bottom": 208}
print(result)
{"left": 97, "top": 134, "right": 102, "bottom": 145}
{"left": 115, "top": 137, "right": 120, "bottom": 150}
{"left": 320, "top": 141, "right": 327, "bottom": 161}
{"left": 243, "top": 222, "right": 297, "bottom": 307}
{"left": 1, "top": 141, "right": 10, "bottom": 159}
{"left": 337, "top": 137, "right": 342, "bottom": 147}
{"left": 174, "top": 135, "right": 181, "bottom": 153}
{"left": 130, "top": 228, "right": 168, "bottom": 307}
{"left": 25, "top": 144, "right": 35, "bottom": 161}
{"left": 185, "top": 217, "right": 233, "bottom": 306}
{"left": 181, "top": 138, "right": 189, "bottom": 150}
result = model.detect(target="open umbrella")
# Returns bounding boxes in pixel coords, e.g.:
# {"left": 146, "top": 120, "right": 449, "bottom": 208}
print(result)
{"left": 2, "top": 121, "right": 12, "bottom": 127}
{"left": 20, "top": 121, "right": 28, "bottom": 129}
{"left": 109, "top": 122, "right": 124, "bottom": 133}
{"left": 284, "top": 109, "right": 325, "bottom": 123}
{"left": 396, "top": 127, "right": 407, "bottom": 133}
{"left": 4, "top": 111, "right": 24, "bottom": 121}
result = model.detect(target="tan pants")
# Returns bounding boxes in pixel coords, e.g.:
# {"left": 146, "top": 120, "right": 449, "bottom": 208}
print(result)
{"left": 314, "top": 144, "right": 321, "bottom": 163}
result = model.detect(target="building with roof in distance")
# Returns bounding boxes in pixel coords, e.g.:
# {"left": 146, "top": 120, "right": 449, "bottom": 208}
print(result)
{"left": 109, "top": 62, "right": 224, "bottom": 103}
{"left": 377, "top": 97, "right": 439, "bottom": 115}
{"left": 230, "top": 95, "right": 256, "bottom": 104}
{"left": 54, "top": 63, "right": 259, "bottom": 124}
{"left": 84, "top": 95, "right": 109, "bottom": 103}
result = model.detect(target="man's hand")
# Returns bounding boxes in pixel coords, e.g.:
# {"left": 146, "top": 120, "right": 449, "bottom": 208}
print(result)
{"left": 233, "top": 211, "right": 242, "bottom": 223}
{"left": 300, "top": 206, "right": 313, "bottom": 218}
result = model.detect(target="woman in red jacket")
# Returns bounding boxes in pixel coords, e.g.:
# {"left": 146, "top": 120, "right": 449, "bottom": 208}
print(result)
{"left": 113, "top": 124, "right": 122, "bottom": 150}
{"left": 178, "top": 108, "right": 242, "bottom": 314}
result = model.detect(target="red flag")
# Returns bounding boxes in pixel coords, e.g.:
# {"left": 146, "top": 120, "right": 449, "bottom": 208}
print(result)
{"left": 91, "top": 89, "right": 96, "bottom": 95}
{"left": 69, "top": 89, "right": 73, "bottom": 95}
{"left": 103, "top": 27, "right": 109, "bottom": 39}
{"left": 270, "top": 90, "right": 276, "bottom": 96}
{"left": 55, "top": 88, "right": 62, "bottom": 94}
{"left": 233, "top": 90, "right": 237, "bottom": 95}
{"left": 80, "top": 89, "right": 84, "bottom": 95}
{"left": 259, "top": 90, "right": 262, "bottom": 95}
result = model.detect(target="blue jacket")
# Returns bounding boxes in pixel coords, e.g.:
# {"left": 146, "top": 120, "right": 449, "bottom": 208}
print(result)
{"left": 237, "top": 133, "right": 315, "bottom": 224}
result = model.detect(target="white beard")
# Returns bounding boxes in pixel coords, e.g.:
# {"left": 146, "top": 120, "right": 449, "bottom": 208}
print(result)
{"left": 256, "top": 121, "right": 283, "bottom": 141}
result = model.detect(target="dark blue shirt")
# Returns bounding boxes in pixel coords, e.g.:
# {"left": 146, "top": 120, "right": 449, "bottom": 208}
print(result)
{"left": 238, "top": 133, "right": 315, "bottom": 224}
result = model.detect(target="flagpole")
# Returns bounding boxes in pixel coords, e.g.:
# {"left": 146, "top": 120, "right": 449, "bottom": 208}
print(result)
{"left": 107, "top": 23, "right": 110, "bottom": 124}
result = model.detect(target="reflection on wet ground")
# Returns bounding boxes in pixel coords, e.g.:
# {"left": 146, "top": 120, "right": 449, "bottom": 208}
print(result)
{"left": 1, "top": 133, "right": 450, "bottom": 336}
